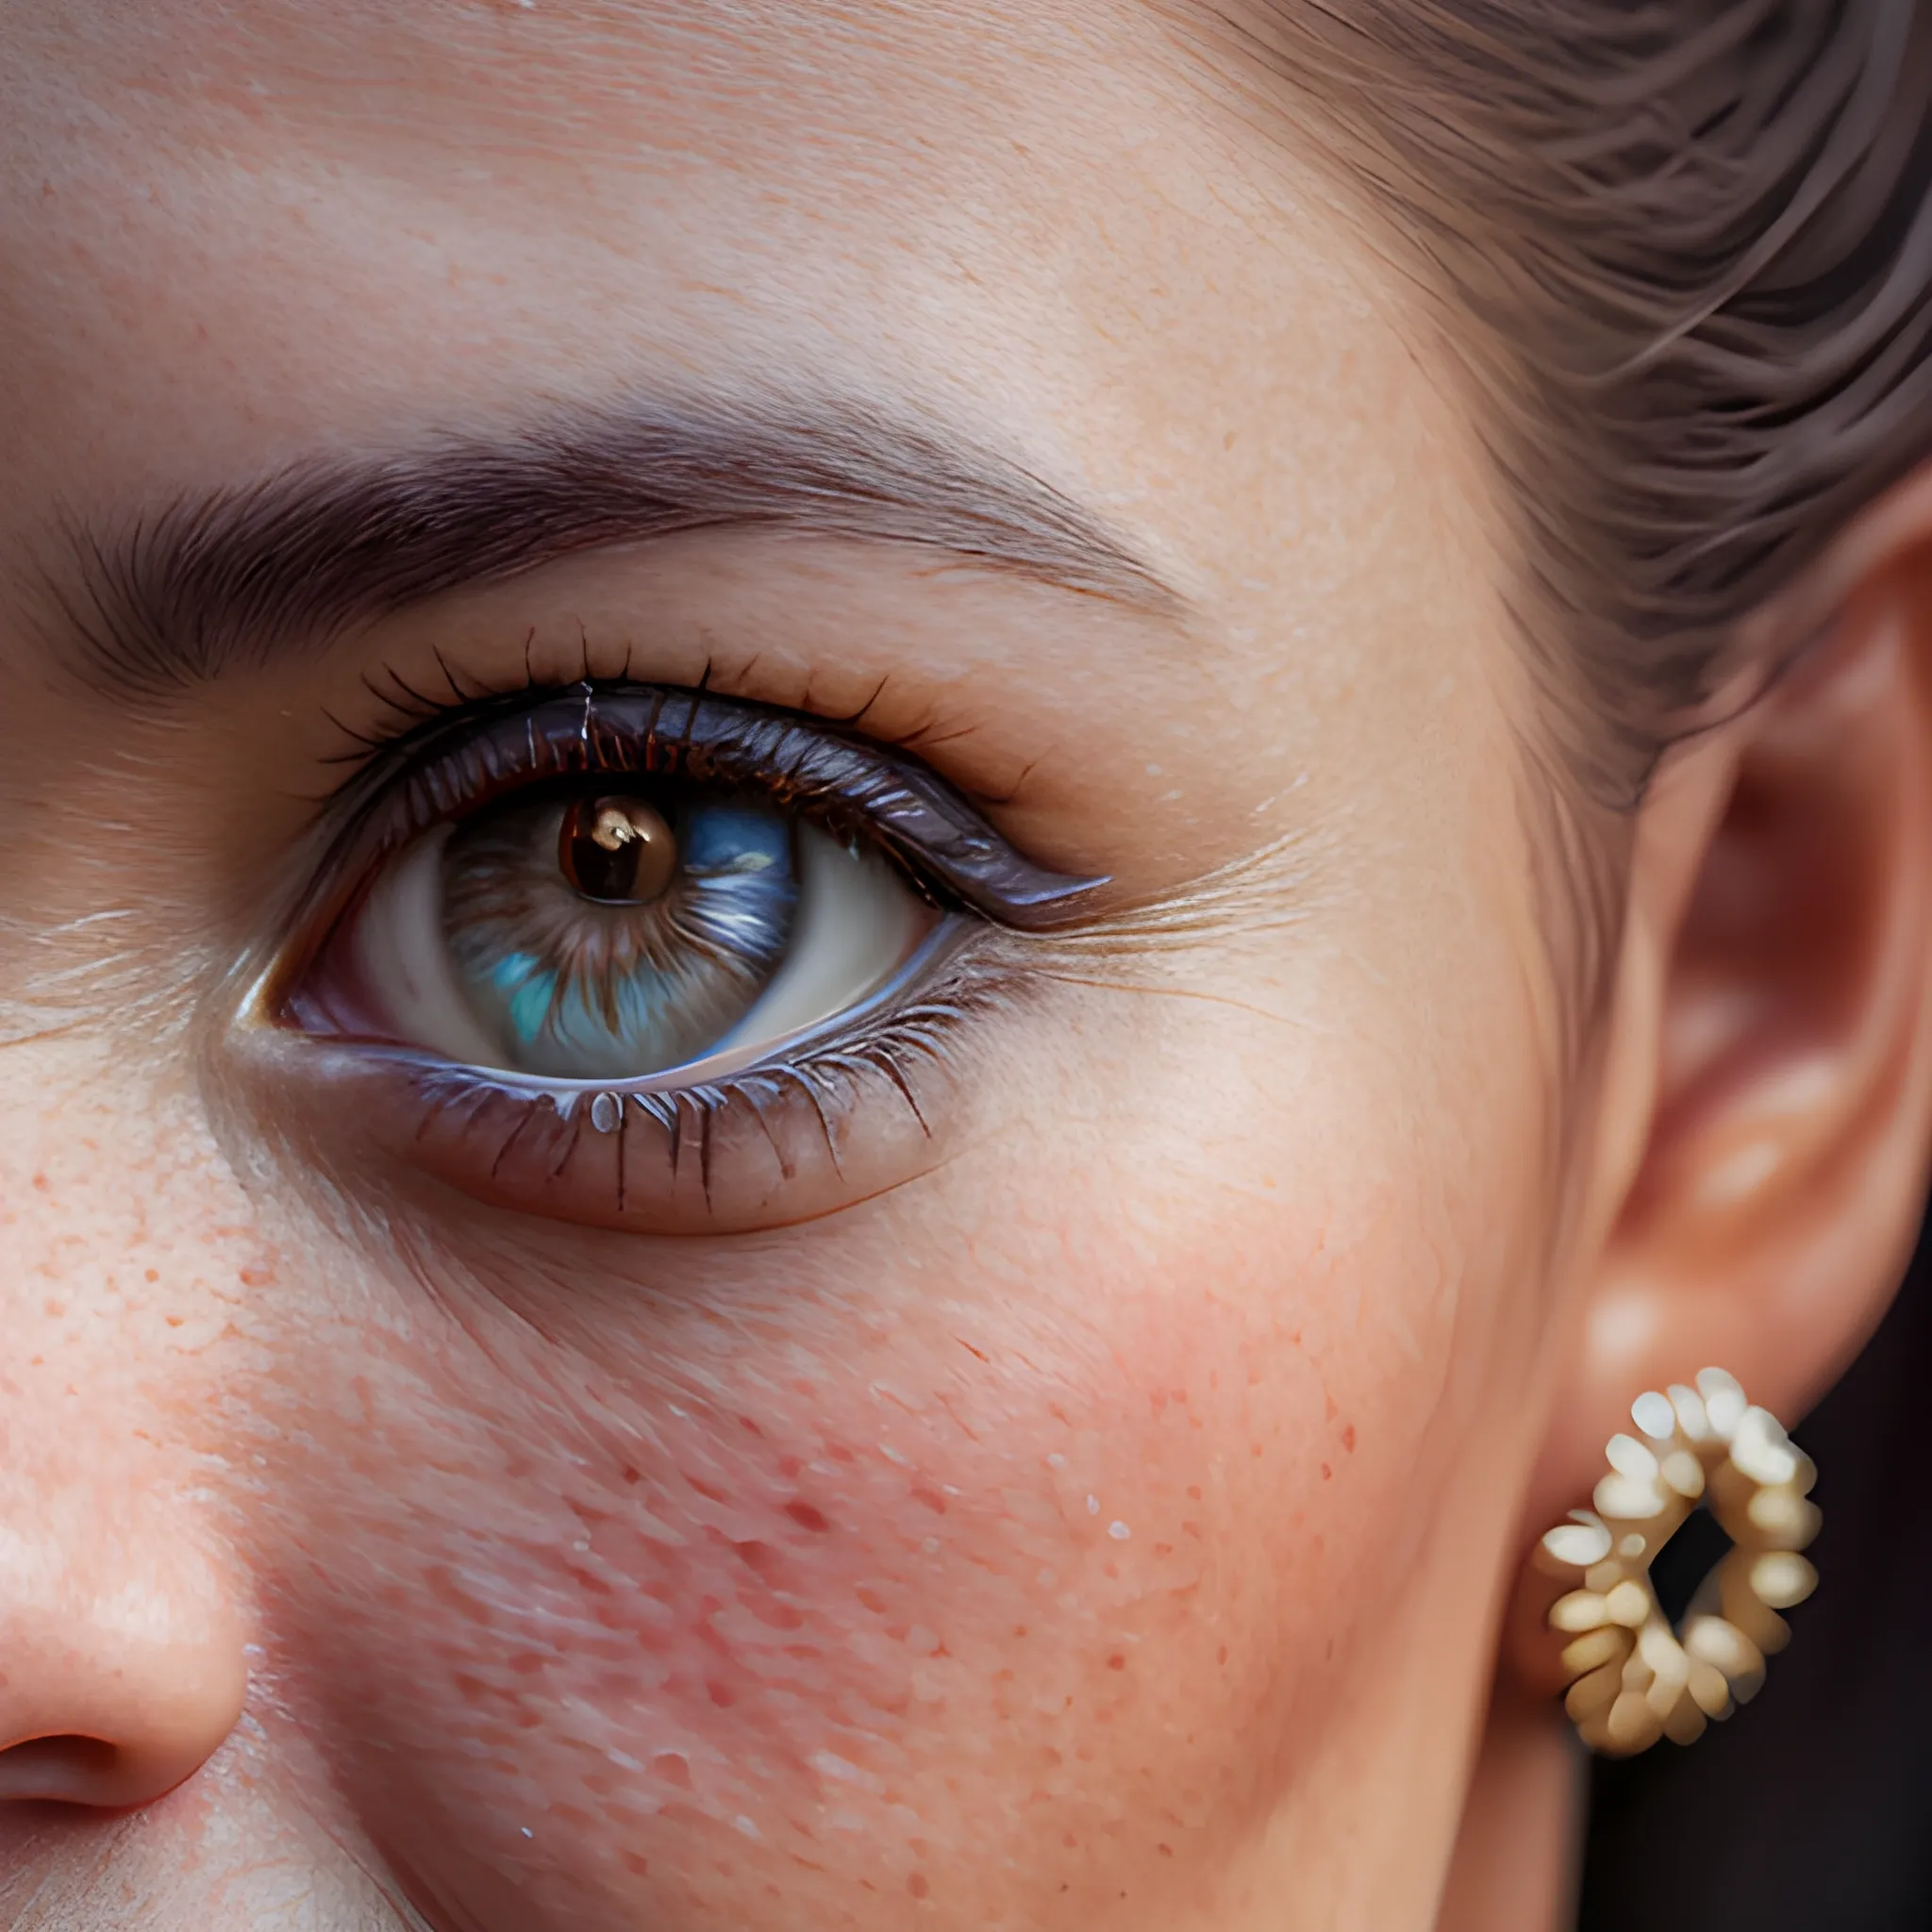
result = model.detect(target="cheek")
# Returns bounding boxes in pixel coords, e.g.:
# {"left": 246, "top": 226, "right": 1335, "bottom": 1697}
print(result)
{"left": 248, "top": 1183, "right": 1470, "bottom": 1924}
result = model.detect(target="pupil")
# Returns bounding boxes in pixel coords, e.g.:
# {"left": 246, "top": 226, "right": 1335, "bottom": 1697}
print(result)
{"left": 558, "top": 795, "right": 677, "bottom": 904}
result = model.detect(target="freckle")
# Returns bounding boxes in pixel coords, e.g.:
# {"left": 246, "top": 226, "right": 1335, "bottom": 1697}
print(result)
{"left": 707, "top": 1680, "right": 737, "bottom": 1707}
{"left": 911, "top": 1487, "right": 948, "bottom": 1514}
{"left": 1154, "top": 1542, "right": 1173, "bottom": 1556}
{"left": 1158, "top": 1843, "right": 1174, "bottom": 1857}
{"left": 165, "top": 1315, "right": 184, "bottom": 1328}
{"left": 238, "top": 1265, "right": 273, "bottom": 1288}
{"left": 42, "top": 1300, "right": 62, "bottom": 1318}
{"left": 908, "top": 1874, "right": 930, "bottom": 1900}
{"left": 1012, "top": 1624, "right": 1028, "bottom": 1638}
{"left": 1324, "top": 1391, "right": 1339, "bottom": 1422}
{"left": 622, "top": 1467, "right": 641, "bottom": 1484}
{"left": 30, "top": 1173, "right": 46, "bottom": 1191}
{"left": 144, "top": 1269, "right": 158, "bottom": 1282}
{"left": 1217, "top": 1645, "right": 1228, "bottom": 1666}
{"left": 786, "top": 1501, "right": 831, "bottom": 1533}
{"left": 1321, "top": 1463, "right": 1332, "bottom": 1480}
{"left": 1341, "top": 1424, "right": 1357, "bottom": 1452}
{"left": 654, "top": 1753, "right": 692, "bottom": 1788}
{"left": 1107, "top": 1654, "right": 1126, "bottom": 1671}
{"left": 1063, "top": 1833, "right": 1079, "bottom": 1849}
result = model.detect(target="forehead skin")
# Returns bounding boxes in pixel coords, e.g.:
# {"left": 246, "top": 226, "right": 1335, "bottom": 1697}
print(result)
{"left": 0, "top": 0, "right": 1453, "bottom": 611}
{"left": 0, "top": 5, "right": 1557, "bottom": 1932}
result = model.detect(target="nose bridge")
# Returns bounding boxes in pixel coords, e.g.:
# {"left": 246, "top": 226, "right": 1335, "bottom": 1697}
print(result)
{"left": 0, "top": 1454, "right": 250, "bottom": 1808}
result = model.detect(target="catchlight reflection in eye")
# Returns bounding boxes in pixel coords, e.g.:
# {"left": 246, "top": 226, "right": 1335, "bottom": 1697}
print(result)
{"left": 348, "top": 780, "right": 936, "bottom": 1083}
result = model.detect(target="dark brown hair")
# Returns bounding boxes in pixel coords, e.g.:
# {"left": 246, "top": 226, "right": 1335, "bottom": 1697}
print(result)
{"left": 1173, "top": 0, "right": 1932, "bottom": 802}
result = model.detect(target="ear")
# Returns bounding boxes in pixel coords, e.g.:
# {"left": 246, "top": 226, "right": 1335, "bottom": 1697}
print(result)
{"left": 1534, "top": 513, "right": 1932, "bottom": 1521}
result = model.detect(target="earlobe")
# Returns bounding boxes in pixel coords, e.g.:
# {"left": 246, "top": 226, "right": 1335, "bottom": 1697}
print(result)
{"left": 1546, "top": 572, "right": 1932, "bottom": 1519}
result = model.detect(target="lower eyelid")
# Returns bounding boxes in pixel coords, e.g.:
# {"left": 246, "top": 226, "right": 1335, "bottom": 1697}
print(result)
{"left": 246, "top": 977, "right": 989, "bottom": 1238}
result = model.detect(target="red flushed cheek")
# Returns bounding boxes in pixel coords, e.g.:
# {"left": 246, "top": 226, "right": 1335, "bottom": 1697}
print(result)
{"left": 260, "top": 1236, "right": 1411, "bottom": 1924}
{"left": 390, "top": 1374, "right": 1223, "bottom": 1805}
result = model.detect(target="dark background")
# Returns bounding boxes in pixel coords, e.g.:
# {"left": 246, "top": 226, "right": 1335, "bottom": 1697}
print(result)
{"left": 1581, "top": 1208, "right": 1932, "bottom": 1927}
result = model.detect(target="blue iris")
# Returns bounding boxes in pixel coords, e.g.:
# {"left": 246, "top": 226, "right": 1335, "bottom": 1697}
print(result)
{"left": 443, "top": 791, "right": 800, "bottom": 1080}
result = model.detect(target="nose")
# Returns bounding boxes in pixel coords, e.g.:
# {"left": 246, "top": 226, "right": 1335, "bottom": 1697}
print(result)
{"left": 0, "top": 1515, "right": 248, "bottom": 1808}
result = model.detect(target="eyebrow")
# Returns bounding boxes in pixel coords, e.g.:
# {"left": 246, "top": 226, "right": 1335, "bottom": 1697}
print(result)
{"left": 45, "top": 394, "right": 1183, "bottom": 700}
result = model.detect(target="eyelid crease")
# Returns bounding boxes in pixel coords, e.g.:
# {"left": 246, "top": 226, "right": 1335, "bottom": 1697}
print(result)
{"left": 325, "top": 678, "right": 1111, "bottom": 933}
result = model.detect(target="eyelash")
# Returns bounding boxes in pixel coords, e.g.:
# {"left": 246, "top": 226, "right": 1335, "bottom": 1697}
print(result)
{"left": 267, "top": 666, "right": 1102, "bottom": 1224}
{"left": 319, "top": 667, "right": 1101, "bottom": 927}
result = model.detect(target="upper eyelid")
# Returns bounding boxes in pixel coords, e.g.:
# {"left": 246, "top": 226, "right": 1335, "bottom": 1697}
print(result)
{"left": 325, "top": 677, "right": 1110, "bottom": 932}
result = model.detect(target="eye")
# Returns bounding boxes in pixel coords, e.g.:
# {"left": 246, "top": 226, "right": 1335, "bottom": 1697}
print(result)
{"left": 260, "top": 680, "right": 1106, "bottom": 1234}
{"left": 340, "top": 776, "right": 933, "bottom": 1083}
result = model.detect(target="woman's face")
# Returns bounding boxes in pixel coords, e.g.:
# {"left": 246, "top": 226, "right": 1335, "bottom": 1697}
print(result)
{"left": 0, "top": 3, "right": 1578, "bottom": 1926}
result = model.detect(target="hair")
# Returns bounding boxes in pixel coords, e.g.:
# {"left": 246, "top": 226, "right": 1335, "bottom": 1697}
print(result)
{"left": 1169, "top": 0, "right": 1932, "bottom": 810}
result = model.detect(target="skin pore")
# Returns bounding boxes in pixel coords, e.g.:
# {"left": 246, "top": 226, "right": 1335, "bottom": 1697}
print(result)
{"left": 6, "top": 4, "right": 1932, "bottom": 1929}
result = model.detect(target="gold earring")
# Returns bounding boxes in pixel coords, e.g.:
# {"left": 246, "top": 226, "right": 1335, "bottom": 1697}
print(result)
{"left": 1531, "top": 1368, "right": 1820, "bottom": 1757}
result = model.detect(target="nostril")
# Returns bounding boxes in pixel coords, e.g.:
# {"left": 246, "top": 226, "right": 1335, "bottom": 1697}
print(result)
{"left": 0, "top": 1735, "right": 125, "bottom": 1804}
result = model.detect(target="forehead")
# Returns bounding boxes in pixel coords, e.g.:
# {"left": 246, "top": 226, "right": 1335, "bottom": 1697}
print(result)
{"left": 8, "top": 0, "right": 1158, "bottom": 208}
{"left": 0, "top": 0, "right": 1244, "bottom": 387}
{"left": 0, "top": 0, "right": 1463, "bottom": 691}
